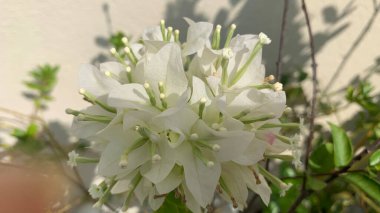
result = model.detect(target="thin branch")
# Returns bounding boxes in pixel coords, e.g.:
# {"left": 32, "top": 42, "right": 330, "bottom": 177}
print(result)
{"left": 288, "top": 140, "right": 380, "bottom": 212}
{"left": 288, "top": 0, "right": 318, "bottom": 212}
{"left": 275, "top": 0, "right": 290, "bottom": 81}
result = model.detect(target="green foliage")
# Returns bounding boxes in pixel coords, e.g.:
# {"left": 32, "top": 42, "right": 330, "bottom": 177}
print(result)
{"left": 23, "top": 64, "right": 59, "bottom": 111}
{"left": 109, "top": 31, "right": 127, "bottom": 51}
{"left": 343, "top": 173, "right": 380, "bottom": 205}
{"left": 329, "top": 123, "right": 353, "bottom": 167}
{"left": 346, "top": 81, "right": 379, "bottom": 114}
{"left": 156, "top": 192, "right": 191, "bottom": 213}
{"left": 309, "top": 143, "right": 335, "bottom": 173}
{"left": 11, "top": 123, "right": 44, "bottom": 154}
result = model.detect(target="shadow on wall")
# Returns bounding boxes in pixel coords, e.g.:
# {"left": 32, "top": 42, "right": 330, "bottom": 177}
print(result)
{"left": 90, "top": 0, "right": 355, "bottom": 76}
{"left": 164, "top": 0, "right": 355, "bottom": 75}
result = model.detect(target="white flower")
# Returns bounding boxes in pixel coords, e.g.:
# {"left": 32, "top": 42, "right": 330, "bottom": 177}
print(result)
{"left": 67, "top": 150, "right": 79, "bottom": 167}
{"left": 89, "top": 184, "right": 105, "bottom": 199}
{"left": 259, "top": 32, "right": 271, "bottom": 45}
{"left": 67, "top": 18, "right": 301, "bottom": 211}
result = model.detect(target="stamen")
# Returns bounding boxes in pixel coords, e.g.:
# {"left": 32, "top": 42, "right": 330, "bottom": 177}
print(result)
{"left": 274, "top": 134, "right": 292, "bottom": 144}
{"left": 207, "top": 161, "right": 215, "bottom": 168}
{"left": 104, "top": 71, "right": 121, "bottom": 82}
{"left": 122, "top": 174, "right": 142, "bottom": 211}
{"left": 144, "top": 82, "right": 157, "bottom": 106}
{"left": 159, "top": 93, "right": 168, "bottom": 109}
{"left": 110, "top": 48, "right": 117, "bottom": 55}
{"left": 250, "top": 168, "right": 261, "bottom": 184}
{"left": 259, "top": 122, "right": 300, "bottom": 129}
{"left": 190, "top": 133, "right": 199, "bottom": 141}
{"left": 219, "top": 127, "right": 227, "bottom": 131}
{"left": 119, "top": 154, "right": 128, "bottom": 168}
{"left": 124, "top": 47, "right": 137, "bottom": 65}
{"left": 93, "top": 178, "right": 116, "bottom": 208}
{"left": 220, "top": 59, "right": 228, "bottom": 86}
{"left": 241, "top": 113, "right": 276, "bottom": 124}
{"left": 77, "top": 114, "right": 113, "bottom": 123}
{"left": 284, "top": 107, "right": 292, "bottom": 114}
{"left": 233, "top": 109, "right": 251, "bottom": 119}
{"left": 78, "top": 88, "right": 116, "bottom": 113}
{"left": 167, "top": 26, "right": 173, "bottom": 41}
{"left": 110, "top": 48, "right": 127, "bottom": 65}
{"left": 65, "top": 108, "right": 80, "bottom": 116}
{"left": 122, "top": 37, "right": 129, "bottom": 46}
{"left": 258, "top": 165, "right": 292, "bottom": 197}
{"left": 125, "top": 66, "right": 133, "bottom": 83}
{"left": 264, "top": 153, "right": 294, "bottom": 161}
{"left": 160, "top": 20, "right": 166, "bottom": 41}
{"left": 264, "top": 75, "right": 275, "bottom": 82}
{"left": 212, "top": 25, "right": 222, "bottom": 49}
{"left": 193, "top": 147, "right": 214, "bottom": 168}
{"left": 211, "top": 123, "right": 219, "bottom": 129}
{"left": 152, "top": 154, "right": 162, "bottom": 163}
{"left": 198, "top": 98, "right": 207, "bottom": 119}
{"left": 228, "top": 38, "right": 265, "bottom": 87}
{"left": 174, "top": 29, "right": 180, "bottom": 43}
{"left": 158, "top": 81, "right": 165, "bottom": 93}
{"left": 273, "top": 82, "right": 283, "bottom": 91}
{"left": 224, "top": 24, "right": 236, "bottom": 48}
{"left": 67, "top": 151, "right": 99, "bottom": 168}
{"left": 231, "top": 197, "right": 238, "bottom": 208}
{"left": 212, "top": 144, "right": 220, "bottom": 152}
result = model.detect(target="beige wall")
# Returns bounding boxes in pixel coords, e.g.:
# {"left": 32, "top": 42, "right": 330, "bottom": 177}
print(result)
{"left": 1, "top": 0, "right": 379, "bottom": 124}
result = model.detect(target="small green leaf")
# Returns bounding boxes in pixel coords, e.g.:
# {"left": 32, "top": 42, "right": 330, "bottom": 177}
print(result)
{"left": 26, "top": 123, "right": 39, "bottom": 136}
{"left": 307, "top": 176, "right": 327, "bottom": 191}
{"left": 343, "top": 173, "right": 380, "bottom": 205}
{"left": 369, "top": 149, "right": 380, "bottom": 167}
{"left": 329, "top": 123, "right": 353, "bottom": 167}
{"left": 309, "top": 143, "right": 335, "bottom": 173}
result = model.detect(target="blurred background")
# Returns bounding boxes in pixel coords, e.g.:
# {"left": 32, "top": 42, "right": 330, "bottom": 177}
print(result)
{"left": 1, "top": 0, "right": 380, "bottom": 212}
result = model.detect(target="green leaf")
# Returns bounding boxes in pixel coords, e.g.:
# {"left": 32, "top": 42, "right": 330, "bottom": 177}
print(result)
{"left": 343, "top": 173, "right": 380, "bottom": 205}
{"left": 26, "top": 123, "right": 39, "bottom": 136}
{"left": 329, "top": 123, "right": 353, "bottom": 167}
{"left": 307, "top": 176, "right": 327, "bottom": 191}
{"left": 155, "top": 192, "right": 190, "bottom": 213}
{"left": 309, "top": 143, "right": 335, "bottom": 173}
{"left": 369, "top": 149, "right": 380, "bottom": 167}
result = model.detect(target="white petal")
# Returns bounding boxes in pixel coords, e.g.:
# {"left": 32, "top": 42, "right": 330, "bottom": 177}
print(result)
{"left": 142, "top": 26, "right": 163, "bottom": 41}
{"left": 107, "top": 83, "right": 149, "bottom": 109}
{"left": 99, "top": 62, "right": 125, "bottom": 78}
{"left": 134, "top": 178, "right": 152, "bottom": 204}
{"left": 79, "top": 64, "right": 119, "bottom": 97}
{"left": 176, "top": 142, "right": 221, "bottom": 207}
{"left": 221, "top": 162, "right": 249, "bottom": 209}
{"left": 111, "top": 170, "right": 138, "bottom": 194}
{"left": 148, "top": 188, "right": 165, "bottom": 210}
{"left": 244, "top": 165, "right": 271, "bottom": 206}
{"left": 152, "top": 107, "right": 198, "bottom": 134}
{"left": 97, "top": 128, "right": 141, "bottom": 176}
{"left": 190, "top": 76, "right": 211, "bottom": 104}
{"left": 183, "top": 184, "right": 202, "bottom": 213}
{"left": 155, "top": 166, "right": 182, "bottom": 194}
{"left": 144, "top": 43, "right": 188, "bottom": 97}
{"left": 182, "top": 18, "right": 213, "bottom": 56}
{"left": 233, "top": 139, "right": 266, "bottom": 165}
{"left": 140, "top": 142, "right": 176, "bottom": 183}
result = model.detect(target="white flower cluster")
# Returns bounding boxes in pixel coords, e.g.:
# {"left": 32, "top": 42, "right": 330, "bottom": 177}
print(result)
{"left": 67, "top": 19, "right": 301, "bottom": 212}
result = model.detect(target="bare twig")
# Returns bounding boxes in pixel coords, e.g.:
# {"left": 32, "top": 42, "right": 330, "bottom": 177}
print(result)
{"left": 275, "top": 0, "right": 290, "bottom": 81}
{"left": 287, "top": 0, "right": 318, "bottom": 212}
